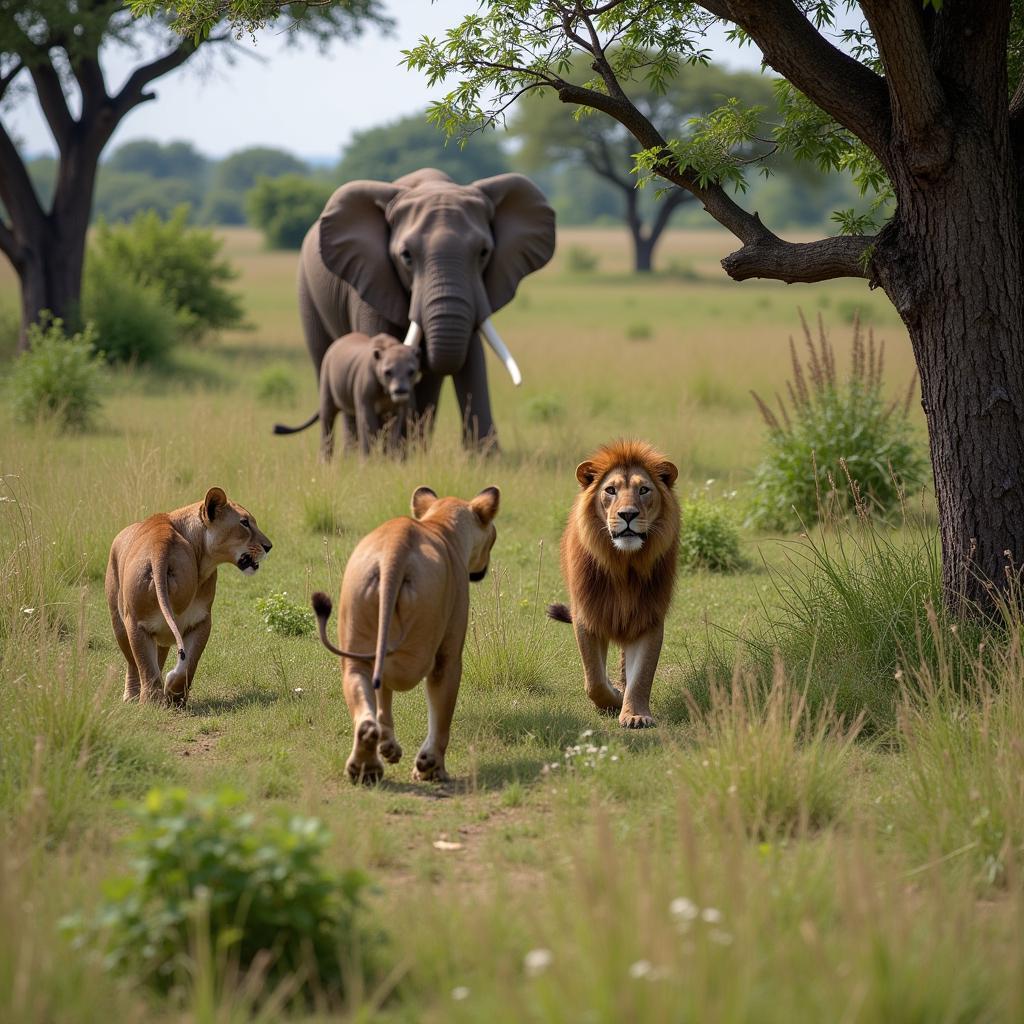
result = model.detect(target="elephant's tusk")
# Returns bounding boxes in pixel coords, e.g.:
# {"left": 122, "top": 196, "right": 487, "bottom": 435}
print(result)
{"left": 403, "top": 321, "right": 422, "bottom": 348}
{"left": 480, "top": 318, "right": 522, "bottom": 387}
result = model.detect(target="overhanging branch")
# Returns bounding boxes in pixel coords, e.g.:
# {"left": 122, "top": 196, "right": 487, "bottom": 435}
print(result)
{"left": 721, "top": 232, "right": 873, "bottom": 283}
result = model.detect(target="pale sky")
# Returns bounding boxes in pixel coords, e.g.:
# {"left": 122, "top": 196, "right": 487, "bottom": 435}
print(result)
{"left": 8, "top": 2, "right": 792, "bottom": 161}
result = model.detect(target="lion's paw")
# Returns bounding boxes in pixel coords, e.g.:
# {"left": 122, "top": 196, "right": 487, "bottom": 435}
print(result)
{"left": 620, "top": 712, "right": 656, "bottom": 729}
{"left": 379, "top": 737, "right": 403, "bottom": 764}
{"left": 413, "top": 750, "right": 450, "bottom": 783}
{"left": 346, "top": 757, "right": 385, "bottom": 785}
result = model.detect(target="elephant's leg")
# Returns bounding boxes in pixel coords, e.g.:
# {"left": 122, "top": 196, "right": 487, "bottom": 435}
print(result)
{"left": 342, "top": 413, "right": 359, "bottom": 454}
{"left": 414, "top": 373, "right": 443, "bottom": 440}
{"left": 355, "top": 405, "right": 383, "bottom": 457}
{"left": 297, "top": 268, "right": 336, "bottom": 381}
{"left": 453, "top": 333, "right": 498, "bottom": 451}
{"left": 319, "top": 401, "right": 338, "bottom": 463}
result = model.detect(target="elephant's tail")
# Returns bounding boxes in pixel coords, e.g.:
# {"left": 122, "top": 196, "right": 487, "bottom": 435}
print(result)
{"left": 273, "top": 411, "right": 319, "bottom": 435}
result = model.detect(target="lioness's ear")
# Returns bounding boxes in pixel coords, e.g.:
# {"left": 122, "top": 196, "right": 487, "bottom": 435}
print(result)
{"left": 576, "top": 461, "right": 598, "bottom": 487}
{"left": 656, "top": 461, "right": 679, "bottom": 488}
{"left": 411, "top": 485, "right": 438, "bottom": 519}
{"left": 203, "top": 487, "right": 228, "bottom": 522}
{"left": 470, "top": 485, "right": 500, "bottom": 525}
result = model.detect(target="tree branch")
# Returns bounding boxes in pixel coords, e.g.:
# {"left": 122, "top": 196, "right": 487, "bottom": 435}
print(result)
{"left": 704, "top": 0, "right": 891, "bottom": 159}
{"left": 721, "top": 232, "right": 874, "bottom": 283}
{"left": 0, "top": 59, "right": 23, "bottom": 103}
{"left": 0, "top": 117, "right": 45, "bottom": 256}
{"left": 0, "top": 215, "right": 20, "bottom": 267}
{"left": 24, "top": 51, "right": 74, "bottom": 151}
{"left": 860, "top": 0, "right": 952, "bottom": 176}
{"left": 111, "top": 36, "right": 216, "bottom": 117}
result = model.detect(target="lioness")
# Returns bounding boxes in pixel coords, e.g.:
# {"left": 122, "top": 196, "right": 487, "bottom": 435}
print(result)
{"left": 548, "top": 440, "right": 679, "bottom": 728}
{"left": 274, "top": 331, "right": 420, "bottom": 460}
{"left": 312, "top": 484, "right": 500, "bottom": 784}
{"left": 105, "top": 487, "right": 272, "bottom": 707}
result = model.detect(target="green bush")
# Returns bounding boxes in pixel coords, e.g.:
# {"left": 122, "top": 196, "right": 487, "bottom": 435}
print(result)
{"left": 680, "top": 495, "right": 744, "bottom": 572}
{"left": 8, "top": 314, "right": 106, "bottom": 430}
{"left": 83, "top": 253, "right": 182, "bottom": 364}
{"left": 90, "top": 207, "right": 244, "bottom": 341}
{"left": 255, "top": 364, "right": 298, "bottom": 404}
{"left": 525, "top": 392, "right": 565, "bottom": 423}
{"left": 749, "top": 313, "right": 926, "bottom": 530}
{"left": 565, "top": 246, "right": 599, "bottom": 273}
{"left": 626, "top": 321, "right": 652, "bottom": 341}
{"left": 255, "top": 592, "right": 314, "bottom": 637}
{"left": 246, "top": 175, "right": 331, "bottom": 250}
{"left": 0, "top": 304, "right": 18, "bottom": 361}
{"left": 63, "top": 788, "right": 379, "bottom": 1002}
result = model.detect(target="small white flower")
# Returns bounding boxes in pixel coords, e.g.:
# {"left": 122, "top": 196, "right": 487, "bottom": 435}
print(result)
{"left": 701, "top": 907, "right": 723, "bottom": 924}
{"left": 524, "top": 948, "right": 553, "bottom": 977}
{"left": 452, "top": 986, "right": 470, "bottom": 1001}
{"left": 628, "top": 959, "right": 653, "bottom": 979}
{"left": 580, "top": 729, "right": 594, "bottom": 738}
{"left": 21, "top": 607, "right": 35, "bottom": 615}
{"left": 293, "top": 687, "right": 304, "bottom": 694}
{"left": 610, "top": 755, "right": 619, "bottom": 762}
{"left": 669, "top": 897, "right": 699, "bottom": 921}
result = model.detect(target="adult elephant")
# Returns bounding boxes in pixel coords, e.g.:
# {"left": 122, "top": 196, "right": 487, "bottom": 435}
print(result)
{"left": 297, "top": 168, "right": 556, "bottom": 448}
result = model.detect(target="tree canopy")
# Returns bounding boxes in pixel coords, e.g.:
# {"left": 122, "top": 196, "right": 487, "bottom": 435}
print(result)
{"left": 336, "top": 109, "right": 509, "bottom": 184}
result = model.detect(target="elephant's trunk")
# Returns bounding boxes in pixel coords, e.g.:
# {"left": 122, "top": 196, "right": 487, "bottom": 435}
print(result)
{"left": 416, "top": 254, "right": 478, "bottom": 376}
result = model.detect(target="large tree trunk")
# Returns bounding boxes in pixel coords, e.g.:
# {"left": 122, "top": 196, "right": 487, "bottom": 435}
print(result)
{"left": 876, "top": 128, "right": 1024, "bottom": 615}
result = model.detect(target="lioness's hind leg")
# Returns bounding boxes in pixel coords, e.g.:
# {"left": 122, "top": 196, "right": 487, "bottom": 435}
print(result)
{"left": 343, "top": 665, "right": 384, "bottom": 785}
{"left": 376, "top": 685, "right": 403, "bottom": 764}
{"left": 166, "top": 618, "right": 211, "bottom": 709}
{"left": 413, "top": 651, "right": 460, "bottom": 783}
{"left": 111, "top": 610, "right": 141, "bottom": 702}
{"left": 125, "top": 620, "right": 164, "bottom": 706}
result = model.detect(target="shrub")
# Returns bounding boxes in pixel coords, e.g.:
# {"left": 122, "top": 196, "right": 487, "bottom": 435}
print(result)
{"left": 246, "top": 175, "right": 331, "bottom": 250}
{"left": 626, "top": 321, "right": 652, "bottom": 341}
{"left": 0, "top": 304, "right": 18, "bottom": 362}
{"left": 255, "top": 592, "right": 314, "bottom": 637}
{"left": 565, "top": 246, "right": 599, "bottom": 273}
{"left": 82, "top": 253, "right": 181, "bottom": 364}
{"left": 749, "top": 312, "right": 926, "bottom": 530}
{"left": 8, "top": 314, "right": 106, "bottom": 430}
{"left": 90, "top": 207, "right": 244, "bottom": 340}
{"left": 255, "top": 364, "right": 298, "bottom": 405}
{"left": 525, "top": 392, "right": 565, "bottom": 423}
{"left": 63, "top": 788, "right": 378, "bottom": 1002}
{"left": 680, "top": 495, "right": 744, "bottom": 572}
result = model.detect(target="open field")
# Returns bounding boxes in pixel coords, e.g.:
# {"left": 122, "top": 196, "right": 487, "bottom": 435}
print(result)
{"left": 4, "top": 227, "right": 1024, "bottom": 1022}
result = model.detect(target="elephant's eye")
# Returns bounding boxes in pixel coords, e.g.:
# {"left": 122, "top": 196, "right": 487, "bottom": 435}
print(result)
{"left": 480, "top": 246, "right": 491, "bottom": 262}
{"left": 399, "top": 248, "right": 413, "bottom": 267}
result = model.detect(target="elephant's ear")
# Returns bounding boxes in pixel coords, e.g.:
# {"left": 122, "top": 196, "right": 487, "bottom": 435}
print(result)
{"left": 473, "top": 174, "right": 556, "bottom": 313}
{"left": 318, "top": 180, "right": 408, "bottom": 326}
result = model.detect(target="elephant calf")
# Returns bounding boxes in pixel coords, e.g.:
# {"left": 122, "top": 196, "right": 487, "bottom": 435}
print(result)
{"left": 274, "top": 332, "right": 420, "bottom": 460}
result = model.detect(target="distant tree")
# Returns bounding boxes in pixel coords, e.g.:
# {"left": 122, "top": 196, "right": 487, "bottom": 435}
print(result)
{"left": 336, "top": 109, "right": 508, "bottom": 184}
{"left": 92, "top": 173, "right": 201, "bottom": 223}
{"left": 106, "top": 139, "right": 209, "bottom": 181}
{"left": 203, "top": 146, "right": 310, "bottom": 224}
{"left": 0, "top": 0, "right": 389, "bottom": 349}
{"left": 510, "top": 63, "right": 776, "bottom": 272}
{"left": 246, "top": 175, "right": 332, "bottom": 249}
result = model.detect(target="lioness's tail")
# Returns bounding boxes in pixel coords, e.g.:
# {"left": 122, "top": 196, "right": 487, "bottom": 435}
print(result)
{"left": 273, "top": 411, "right": 319, "bottom": 435}
{"left": 311, "top": 588, "right": 407, "bottom": 681}
{"left": 371, "top": 556, "right": 405, "bottom": 691}
{"left": 547, "top": 603, "right": 573, "bottom": 624}
{"left": 153, "top": 557, "right": 186, "bottom": 665}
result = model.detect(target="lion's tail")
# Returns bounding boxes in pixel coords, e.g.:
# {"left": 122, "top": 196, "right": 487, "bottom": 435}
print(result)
{"left": 273, "top": 410, "right": 319, "bottom": 435}
{"left": 546, "top": 602, "right": 573, "bottom": 624}
{"left": 152, "top": 556, "right": 186, "bottom": 666}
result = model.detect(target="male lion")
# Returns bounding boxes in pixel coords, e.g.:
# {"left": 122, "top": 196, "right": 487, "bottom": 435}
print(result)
{"left": 548, "top": 440, "right": 679, "bottom": 728}
{"left": 312, "top": 484, "right": 500, "bottom": 784}
{"left": 105, "top": 487, "right": 272, "bottom": 707}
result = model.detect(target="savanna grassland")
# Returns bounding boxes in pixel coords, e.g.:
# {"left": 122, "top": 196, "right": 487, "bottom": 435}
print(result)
{"left": 4, "top": 227, "right": 1024, "bottom": 1023}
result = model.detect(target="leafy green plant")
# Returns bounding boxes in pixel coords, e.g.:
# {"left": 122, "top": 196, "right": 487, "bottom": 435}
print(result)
{"left": 246, "top": 175, "right": 331, "bottom": 250}
{"left": 680, "top": 494, "right": 744, "bottom": 572}
{"left": 565, "top": 246, "right": 599, "bottom": 273}
{"left": 525, "top": 392, "right": 565, "bottom": 423}
{"left": 626, "top": 321, "right": 652, "bottom": 341}
{"left": 63, "top": 788, "right": 379, "bottom": 1002}
{"left": 749, "top": 312, "right": 926, "bottom": 530}
{"left": 90, "top": 207, "right": 244, "bottom": 341}
{"left": 8, "top": 314, "right": 106, "bottom": 430}
{"left": 255, "top": 364, "right": 298, "bottom": 405}
{"left": 255, "top": 592, "right": 314, "bottom": 637}
{"left": 83, "top": 252, "right": 182, "bottom": 364}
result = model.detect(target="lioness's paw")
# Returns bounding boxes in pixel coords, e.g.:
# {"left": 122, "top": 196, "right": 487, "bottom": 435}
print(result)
{"left": 620, "top": 712, "right": 656, "bottom": 729}
{"left": 413, "top": 751, "right": 450, "bottom": 783}
{"left": 378, "top": 737, "right": 403, "bottom": 764}
{"left": 355, "top": 719, "right": 381, "bottom": 752}
{"left": 346, "top": 758, "right": 385, "bottom": 786}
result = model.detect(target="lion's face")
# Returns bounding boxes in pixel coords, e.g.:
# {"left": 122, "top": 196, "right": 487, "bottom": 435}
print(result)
{"left": 372, "top": 335, "right": 421, "bottom": 404}
{"left": 592, "top": 465, "right": 663, "bottom": 552}
{"left": 201, "top": 487, "right": 273, "bottom": 574}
